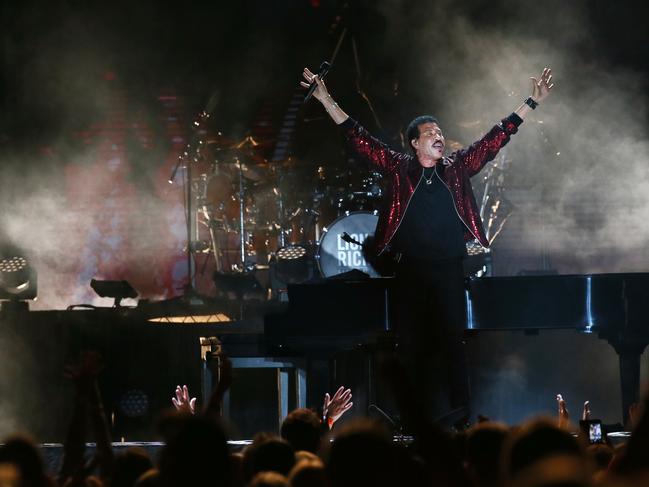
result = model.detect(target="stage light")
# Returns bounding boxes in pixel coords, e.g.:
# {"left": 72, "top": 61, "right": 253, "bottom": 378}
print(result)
{"left": 272, "top": 246, "right": 312, "bottom": 286}
{"left": 118, "top": 389, "right": 150, "bottom": 418}
{"left": 90, "top": 279, "right": 138, "bottom": 307}
{"left": 148, "top": 313, "right": 232, "bottom": 324}
{"left": 276, "top": 246, "right": 307, "bottom": 260}
{"left": 141, "top": 296, "right": 234, "bottom": 324}
{"left": 0, "top": 247, "right": 37, "bottom": 307}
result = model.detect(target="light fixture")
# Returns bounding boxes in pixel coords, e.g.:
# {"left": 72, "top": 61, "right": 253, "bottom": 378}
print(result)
{"left": 90, "top": 279, "right": 138, "bottom": 307}
{"left": 141, "top": 296, "right": 234, "bottom": 324}
{"left": 273, "top": 245, "right": 312, "bottom": 286}
{"left": 118, "top": 389, "right": 150, "bottom": 418}
{"left": 276, "top": 246, "right": 307, "bottom": 260}
{"left": 0, "top": 246, "right": 37, "bottom": 309}
{"left": 148, "top": 313, "right": 231, "bottom": 324}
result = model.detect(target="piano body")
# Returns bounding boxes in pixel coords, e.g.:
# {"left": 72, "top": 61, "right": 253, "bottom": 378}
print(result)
{"left": 467, "top": 272, "right": 649, "bottom": 424}
{"left": 266, "top": 273, "right": 649, "bottom": 424}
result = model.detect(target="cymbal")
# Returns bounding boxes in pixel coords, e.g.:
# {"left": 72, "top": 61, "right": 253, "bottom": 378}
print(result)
{"left": 211, "top": 146, "right": 267, "bottom": 166}
{"left": 212, "top": 160, "right": 269, "bottom": 182}
{"left": 204, "top": 133, "right": 236, "bottom": 148}
{"left": 232, "top": 134, "right": 277, "bottom": 150}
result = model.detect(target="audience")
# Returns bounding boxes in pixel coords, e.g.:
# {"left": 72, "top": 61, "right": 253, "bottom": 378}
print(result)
{"left": 7, "top": 351, "right": 649, "bottom": 487}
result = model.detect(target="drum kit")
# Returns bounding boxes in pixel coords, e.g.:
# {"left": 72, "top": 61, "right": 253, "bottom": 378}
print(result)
{"left": 186, "top": 130, "right": 384, "bottom": 295}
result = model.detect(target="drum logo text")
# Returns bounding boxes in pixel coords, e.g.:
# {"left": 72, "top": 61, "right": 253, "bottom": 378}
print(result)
{"left": 336, "top": 233, "right": 369, "bottom": 268}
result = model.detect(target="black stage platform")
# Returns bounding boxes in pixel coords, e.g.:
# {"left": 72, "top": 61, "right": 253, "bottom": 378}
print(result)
{"left": 1, "top": 274, "right": 647, "bottom": 441}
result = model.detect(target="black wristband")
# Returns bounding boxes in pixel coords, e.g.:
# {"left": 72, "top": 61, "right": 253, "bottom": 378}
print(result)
{"left": 524, "top": 97, "right": 539, "bottom": 109}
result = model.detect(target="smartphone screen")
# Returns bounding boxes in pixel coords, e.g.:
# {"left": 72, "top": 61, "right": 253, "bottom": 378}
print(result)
{"left": 579, "top": 419, "right": 604, "bottom": 444}
{"left": 589, "top": 422, "right": 603, "bottom": 443}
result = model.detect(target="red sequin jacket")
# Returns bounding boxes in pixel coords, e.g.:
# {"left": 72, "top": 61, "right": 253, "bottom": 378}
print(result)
{"left": 340, "top": 114, "right": 522, "bottom": 255}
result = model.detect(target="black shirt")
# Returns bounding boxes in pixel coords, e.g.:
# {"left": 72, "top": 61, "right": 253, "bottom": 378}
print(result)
{"left": 391, "top": 165, "right": 466, "bottom": 261}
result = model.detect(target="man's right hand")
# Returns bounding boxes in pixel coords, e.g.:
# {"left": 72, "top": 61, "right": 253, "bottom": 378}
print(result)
{"left": 300, "top": 67, "right": 329, "bottom": 103}
{"left": 300, "top": 67, "right": 349, "bottom": 125}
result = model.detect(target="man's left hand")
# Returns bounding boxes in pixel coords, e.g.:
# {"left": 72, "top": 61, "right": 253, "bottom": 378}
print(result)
{"left": 530, "top": 67, "right": 554, "bottom": 103}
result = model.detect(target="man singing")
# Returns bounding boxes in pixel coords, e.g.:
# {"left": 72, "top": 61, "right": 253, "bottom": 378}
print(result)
{"left": 301, "top": 67, "right": 554, "bottom": 425}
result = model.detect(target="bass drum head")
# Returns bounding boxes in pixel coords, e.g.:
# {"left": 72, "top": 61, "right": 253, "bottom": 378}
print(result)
{"left": 317, "top": 211, "right": 380, "bottom": 278}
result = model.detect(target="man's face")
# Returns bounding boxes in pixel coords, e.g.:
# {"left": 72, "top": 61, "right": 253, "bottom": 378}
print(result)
{"left": 411, "top": 122, "right": 445, "bottom": 161}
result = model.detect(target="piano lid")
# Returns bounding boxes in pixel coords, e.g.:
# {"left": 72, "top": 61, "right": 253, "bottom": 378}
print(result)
{"left": 466, "top": 272, "right": 649, "bottom": 331}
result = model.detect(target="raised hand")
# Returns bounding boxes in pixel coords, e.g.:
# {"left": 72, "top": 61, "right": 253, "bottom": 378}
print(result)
{"left": 64, "top": 351, "right": 104, "bottom": 380}
{"left": 64, "top": 351, "right": 104, "bottom": 395}
{"left": 556, "top": 393, "right": 569, "bottom": 429}
{"left": 323, "top": 386, "right": 353, "bottom": 428}
{"left": 172, "top": 385, "right": 196, "bottom": 415}
{"left": 300, "top": 67, "right": 330, "bottom": 103}
{"left": 530, "top": 67, "right": 554, "bottom": 104}
{"left": 628, "top": 402, "right": 640, "bottom": 430}
{"left": 582, "top": 400, "right": 591, "bottom": 421}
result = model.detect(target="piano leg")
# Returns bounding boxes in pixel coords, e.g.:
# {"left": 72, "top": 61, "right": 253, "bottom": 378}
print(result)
{"left": 617, "top": 346, "right": 643, "bottom": 427}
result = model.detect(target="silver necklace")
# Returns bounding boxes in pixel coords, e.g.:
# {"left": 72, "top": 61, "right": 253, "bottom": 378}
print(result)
{"left": 422, "top": 167, "right": 435, "bottom": 185}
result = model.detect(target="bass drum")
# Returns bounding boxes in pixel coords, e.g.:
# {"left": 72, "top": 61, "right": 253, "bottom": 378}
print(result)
{"left": 317, "top": 211, "right": 380, "bottom": 278}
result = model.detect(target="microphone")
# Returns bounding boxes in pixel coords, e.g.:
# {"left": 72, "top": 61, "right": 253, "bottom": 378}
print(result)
{"left": 340, "top": 232, "right": 363, "bottom": 247}
{"left": 304, "top": 61, "right": 332, "bottom": 103}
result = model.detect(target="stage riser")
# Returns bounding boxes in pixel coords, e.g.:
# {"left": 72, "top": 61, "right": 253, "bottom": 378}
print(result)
{"left": 0, "top": 309, "right": 641, "bottom": 441}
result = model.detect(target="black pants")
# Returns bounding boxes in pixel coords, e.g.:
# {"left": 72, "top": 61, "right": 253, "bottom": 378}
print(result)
{"left": 395, "top": 257, "right": 470, "bottom": 422}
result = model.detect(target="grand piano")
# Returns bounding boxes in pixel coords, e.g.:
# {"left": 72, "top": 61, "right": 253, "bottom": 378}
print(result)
{"left": 266, "top": 273, "right": 649, "bottom": 424}
{"left": 467, "top": 273, "right": 649, "bottom": 424}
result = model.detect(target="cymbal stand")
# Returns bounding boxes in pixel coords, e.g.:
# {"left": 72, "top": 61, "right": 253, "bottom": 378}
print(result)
{"left": 168, "top": 110, "right": 210, "bottom": 295}
{"left": 236, "top": 157, "right": 247, "bottom": 271}
{"left": 276, "top": 170, "right": 287, "bottom": 248}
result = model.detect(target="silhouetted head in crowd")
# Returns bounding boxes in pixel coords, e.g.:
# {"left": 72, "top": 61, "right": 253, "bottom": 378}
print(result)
{"left": 158, "top": 415, "right": 230, "bottom": 487}
{"left": 465, "top": 422, "right": 509, "bottom": 487}
{"left": 280, "top": 408, "right": 322, "bottom": 453}
{"left": 293, "top": 450, "right": 320, "bottom": 465}
{"left": 501, "top": 419, "right": 590, "bottom": 487}
{"left": 248, "top": 471, "right": 289, "bottom": 487}
{"left": 587, "top": 443, "right": 613, "bottom": 471}
{"left": 0, "top": 463, "right": 20, "bottom": 487}
{"left": 0, "top": 435, "right": 54, "bottom": 487}
{"left": 111, "top": 447, "right": 154, "bottom": 487}
{"left": 228, "top": 453, "right": 244, "bottom": 487}
{"left": 134, "top": 469, "right": 159, "bottom": 487}
{"left": 243, "top": 435, "right": 295, "bottom": 483}
{"left": 288, "top": 459, "right": 325, "bottom": 487}
{"left": 324, "top": 419, "right": 398, "bottom": 487}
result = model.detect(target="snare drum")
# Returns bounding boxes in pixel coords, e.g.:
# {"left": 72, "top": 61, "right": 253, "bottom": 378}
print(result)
{"left": 316, "top": 211, "right": 380, "bottom": 278}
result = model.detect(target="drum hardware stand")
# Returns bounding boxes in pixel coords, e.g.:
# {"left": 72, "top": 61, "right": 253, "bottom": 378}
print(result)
{"left": 168, "top": 104, "right": 224, "bottom": 303}
{"left": 235, "top": 156, "right": 248, "bottom": 272}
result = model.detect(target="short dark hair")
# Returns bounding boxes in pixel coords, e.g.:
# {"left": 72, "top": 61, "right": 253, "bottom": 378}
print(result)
{"left": 281, "top": 408, "right": 322, "bottom": 453}
{"left": 405, "top": 115, "right": 440, "bottom": 152}
{"left": 504, "top": 419, "right": 584, "bottom": 477}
